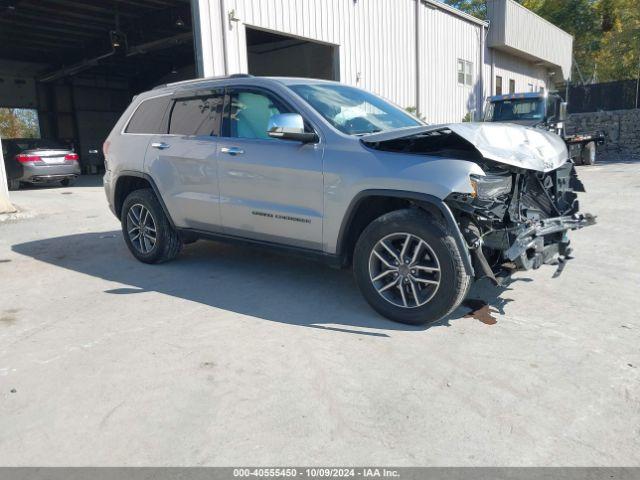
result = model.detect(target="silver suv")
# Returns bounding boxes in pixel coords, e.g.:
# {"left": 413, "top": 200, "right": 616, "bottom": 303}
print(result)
{"left": 104, "top": 75, "right": 594, "bottom": 325}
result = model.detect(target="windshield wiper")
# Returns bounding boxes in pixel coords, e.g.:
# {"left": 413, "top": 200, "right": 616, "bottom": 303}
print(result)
{"left": 354, "top": 129, "right": 383, "bottom": 136}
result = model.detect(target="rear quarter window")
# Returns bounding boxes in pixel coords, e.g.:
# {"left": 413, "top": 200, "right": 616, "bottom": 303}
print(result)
{"left": 125, "top": 96, "right": 171, "bottom": 134}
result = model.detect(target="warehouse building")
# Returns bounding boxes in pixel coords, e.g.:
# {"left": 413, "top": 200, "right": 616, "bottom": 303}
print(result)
{"left": 0, "top": 0, "right": 572, "bottom": 177}
{"left": 195, "top": 0, "right": 572, "bottom": 123}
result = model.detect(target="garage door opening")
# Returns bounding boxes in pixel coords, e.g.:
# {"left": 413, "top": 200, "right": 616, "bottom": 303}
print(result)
{"left": 0, "top": 1, "right": 197, "bottom": 176}
{"left": 246, "top": 28, "right": 338, "bottom": 80}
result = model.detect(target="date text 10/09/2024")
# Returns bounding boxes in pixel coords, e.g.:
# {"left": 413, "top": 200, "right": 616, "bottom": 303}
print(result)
{"left": 233, "top": 468, "right": 400, "bottom": 478}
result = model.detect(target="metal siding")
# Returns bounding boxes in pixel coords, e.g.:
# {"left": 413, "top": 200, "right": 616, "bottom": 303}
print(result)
{"left": 419, "top": 6, "right": 483, "bottom": 123}
{"left": 196, "top": 0, "right": 566, "bottom": 123}
{"left": 202, "top": 0, "right": 417, "bottom": 111}
{"left": 198, "top": 0, "right": 226, "bottom": 77}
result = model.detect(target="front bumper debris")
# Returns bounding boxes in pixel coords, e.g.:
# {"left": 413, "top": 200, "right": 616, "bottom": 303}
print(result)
{"left": 460, "top": 212, "right": 596, "bottom": 284}
{"left": 504, "top": 213, "right": 597, "bottom": 263}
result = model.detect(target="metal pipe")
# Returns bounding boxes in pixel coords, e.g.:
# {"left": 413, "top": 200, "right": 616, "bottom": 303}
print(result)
{"left": 39, "top": 32, "right": 193, "bottom": 83}
{"left": 125, "top": 32, "right": 193, "bottom": 57}
{"left": 39, "top": 48, "right": 116, "bottom": 82}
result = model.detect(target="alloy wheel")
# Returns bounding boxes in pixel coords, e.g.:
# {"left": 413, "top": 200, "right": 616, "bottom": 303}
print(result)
{"left": 368, "top": 232, "right": 441, "bottom": 308}
{"left": 126, "top": 203, "right": 157, "bottom": 254}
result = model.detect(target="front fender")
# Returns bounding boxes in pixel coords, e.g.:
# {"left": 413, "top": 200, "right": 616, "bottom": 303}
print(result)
{"left": 334, "top": 190, "right": 474, "bottom": 277}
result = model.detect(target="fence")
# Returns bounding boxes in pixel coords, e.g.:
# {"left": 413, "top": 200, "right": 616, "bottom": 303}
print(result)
{"left": 568, "top": 79, "right": 640, "bottom": 114}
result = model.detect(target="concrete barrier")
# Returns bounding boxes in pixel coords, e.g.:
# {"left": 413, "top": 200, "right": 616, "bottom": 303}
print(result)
{"left": 0, "top": 137, "right": 17, "bottom": 214}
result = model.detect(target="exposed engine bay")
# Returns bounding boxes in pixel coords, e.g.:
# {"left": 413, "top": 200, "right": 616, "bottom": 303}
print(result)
{"left": 446, "top": 160, "right": 595, "bottom": 282}
{"left": 362, "top": 123, "right": 596, "bottom": 282}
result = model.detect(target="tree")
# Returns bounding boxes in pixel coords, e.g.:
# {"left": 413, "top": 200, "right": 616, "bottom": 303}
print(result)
{"left": 0, "top": 108, "right": 40, "bottom": 139}
{"left": 592, "top": 0, "right": 640, "bottom": 82}
{"left": 442, "top": 0, "right": 487, "bottom": 19}
{"left": 519, "top": 0, "right": 600, "bottom": 81}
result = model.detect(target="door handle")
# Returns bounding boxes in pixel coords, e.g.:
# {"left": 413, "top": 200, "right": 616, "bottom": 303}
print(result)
{"left": 151, "top": 142, "right": 170, "bottom": 150}
{"left": 221, "top": 146, "right": 244, "bottom": 156}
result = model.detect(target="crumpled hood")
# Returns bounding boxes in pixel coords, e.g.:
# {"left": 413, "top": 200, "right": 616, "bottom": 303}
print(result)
{"left": 361, "top": 122, "right": 569, "bottom": 173}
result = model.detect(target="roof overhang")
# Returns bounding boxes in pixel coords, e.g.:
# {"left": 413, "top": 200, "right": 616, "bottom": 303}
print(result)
{"left": 486, "top": 0, "right": 573, "bottom": 80}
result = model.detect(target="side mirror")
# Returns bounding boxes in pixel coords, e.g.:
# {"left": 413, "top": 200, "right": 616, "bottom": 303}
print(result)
{"left": 557, "top": 101, "right": 568, "bottom": 122}
{"left": 267, "top": 113, "right": 317, "bottom": 143}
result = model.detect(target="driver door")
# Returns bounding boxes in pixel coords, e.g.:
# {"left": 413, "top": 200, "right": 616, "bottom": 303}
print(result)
{"left": 217, "top": 87, "right": 324, "bottom": 250}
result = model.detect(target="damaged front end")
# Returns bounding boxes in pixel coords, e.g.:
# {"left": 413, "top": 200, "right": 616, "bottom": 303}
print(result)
{"left": 362, "top": 122, "right": 596, "bottom": 282}
{"left": 447, "top": 161, "right": 595, "bottom": 282}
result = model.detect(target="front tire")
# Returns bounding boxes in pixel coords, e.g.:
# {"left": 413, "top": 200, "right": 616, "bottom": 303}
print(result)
{"left": 121, "top": 188, "right": 182, "bottom": 264}
{"left": 353, "top": 209, "right": 471, "bottom": 325}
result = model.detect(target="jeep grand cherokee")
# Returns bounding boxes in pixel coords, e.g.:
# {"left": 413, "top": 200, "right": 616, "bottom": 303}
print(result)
{"left": 104, "top": 76, "right": 594, "bottom": 325}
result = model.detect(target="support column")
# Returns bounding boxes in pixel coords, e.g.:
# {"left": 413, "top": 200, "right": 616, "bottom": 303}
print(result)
{"left": 191, "top": 0, "right": 228, "bottom": 78}
{"left": 0, "top": 137, "right": 17, "bottom": 214}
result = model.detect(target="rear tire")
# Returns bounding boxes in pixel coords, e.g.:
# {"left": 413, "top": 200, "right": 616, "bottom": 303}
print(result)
{"left": 7, "top": 179, "right": 20, "bottom": 191}
{"left": 353, "top": 208, "right": 471, "bottom": 325}
{"left": 580, "top": 141, "right": 596, "bottom": 166}
{"left": 121, "top": 188, "right": 182, "bottom": 264}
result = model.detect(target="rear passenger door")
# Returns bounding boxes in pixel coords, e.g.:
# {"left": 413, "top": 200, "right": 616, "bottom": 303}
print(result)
{"left": 145, "top": 88, "right": 224, "bottom": 231}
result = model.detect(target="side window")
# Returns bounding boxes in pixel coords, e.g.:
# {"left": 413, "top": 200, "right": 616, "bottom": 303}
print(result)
{"left": 125, "top": 96, "right": 170, "bottom": 134}
{"left": 168, "top": 93, "right": 224, "bottom": 136}
{"left": 224, "top": 90, "right": 293, "bottom": 140}
{"left": 457, "top": 59, "right": 473, "bottom": 86}
{"left": 457, "top": 59, "right": 465, "bottom": 85}
{"left": 464, "top": 61, "right": 473, "bottom": 86}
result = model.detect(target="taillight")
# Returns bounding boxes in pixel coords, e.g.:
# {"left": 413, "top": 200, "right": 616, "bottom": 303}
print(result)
{"left": 65, "top": 153, "right": 79, "bottom": 161}
{"left": 16, "top": 154, "right": 41, "bottom": 163}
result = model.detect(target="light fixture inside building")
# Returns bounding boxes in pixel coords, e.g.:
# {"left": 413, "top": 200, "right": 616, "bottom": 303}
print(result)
{"left": 109, "top": 30, "right": 126, "bottom": 49}
{"left": 0, "top": 0, "right": 16, "bottom": 12}
{"left": 175, "top": 16, "right": 185, "bottom": 27}
{"left": 171, "top": 66, "right": 178, "bottom": 74}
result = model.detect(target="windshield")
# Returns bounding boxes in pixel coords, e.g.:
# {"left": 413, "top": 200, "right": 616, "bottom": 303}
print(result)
{"left": 485, "top": 98, "right": 545, "bottom": 122}
{"left": 289, "top": 83, "right": 422, "bottom": 135}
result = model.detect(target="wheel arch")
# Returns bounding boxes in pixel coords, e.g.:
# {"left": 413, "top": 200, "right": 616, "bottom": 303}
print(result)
{"left": 335, "top": 189, "right": 474, "bottom": 276}
{"left": 114, "top": 171, "right": 175, "bottom": 227}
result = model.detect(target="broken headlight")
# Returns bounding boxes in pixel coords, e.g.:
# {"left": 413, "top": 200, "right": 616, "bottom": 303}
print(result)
{"left": 470, "top": 173, "right": 512, "bottom": 200}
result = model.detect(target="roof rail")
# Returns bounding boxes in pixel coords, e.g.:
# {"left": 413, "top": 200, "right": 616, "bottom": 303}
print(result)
{"left": 153, "top": 74, "right": 254, "bottom": 90}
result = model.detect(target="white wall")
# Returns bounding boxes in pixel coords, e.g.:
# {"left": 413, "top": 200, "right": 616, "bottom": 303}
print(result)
{"left": 419, "top": 5, "right": 483, "bottom": 123}
{"left": 484, "top": 48, "right": 551, "bottom": 97}
{"left": 194, "top": 0, "right": 563, "bottom": 123}
{"left": 197, "top": 0, "right": 417, "bottom": 113}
